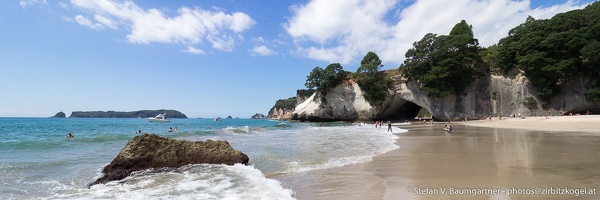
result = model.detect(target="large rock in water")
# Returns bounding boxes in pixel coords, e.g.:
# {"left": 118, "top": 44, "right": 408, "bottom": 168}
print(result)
{"left": 90, "top": 134, "right": 249, "bottom": 186}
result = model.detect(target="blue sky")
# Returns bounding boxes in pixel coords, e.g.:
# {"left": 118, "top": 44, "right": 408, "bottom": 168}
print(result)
{"left": 0, "top": 0, "right": 596, "bottom": 118}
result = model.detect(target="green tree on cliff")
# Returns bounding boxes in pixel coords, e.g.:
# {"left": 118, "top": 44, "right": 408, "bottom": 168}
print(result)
{"left": 355, "top": 52, "right": 389, "bottom": 106}
{"left": 495, "top": 2, "right": 600, "bottom": 105}
{"left": 400, "top": 20, "right": 484, "bottom": 97}
{"left": 305, "top": 63, "right": 348, "bottom": 94}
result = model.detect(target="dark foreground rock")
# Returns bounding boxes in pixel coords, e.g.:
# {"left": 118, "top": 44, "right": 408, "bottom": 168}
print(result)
{"left": 90, "top": 134, "right": 249, "bottom": 186}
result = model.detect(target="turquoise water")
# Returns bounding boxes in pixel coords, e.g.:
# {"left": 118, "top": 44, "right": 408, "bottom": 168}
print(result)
{"left": 0, "top": 118, "right": 402, "bottom": 199}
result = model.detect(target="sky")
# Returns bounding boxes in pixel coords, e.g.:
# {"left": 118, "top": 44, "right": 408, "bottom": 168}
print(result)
{"left": 0, "top": 0, "right": 597, "bottom": 118}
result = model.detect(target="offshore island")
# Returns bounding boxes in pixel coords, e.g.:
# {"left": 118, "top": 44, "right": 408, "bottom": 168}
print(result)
{"left": 51, "top": 109, "right": 188, "bottom": 118}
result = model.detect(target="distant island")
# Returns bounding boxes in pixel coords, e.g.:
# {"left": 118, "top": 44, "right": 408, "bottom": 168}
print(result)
{"left": 49, "top": 111, "right": 67, "bottom": 118}
{"left": 251, "top": 113, "right": 266, "bottom": 119}
{"left": 68, "top": 109, "right": 188, "bottom": 118}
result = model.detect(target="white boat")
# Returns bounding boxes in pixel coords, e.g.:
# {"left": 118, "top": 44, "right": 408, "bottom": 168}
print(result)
{"left": 148, "top": 113, "right": 170, "bottom": 122}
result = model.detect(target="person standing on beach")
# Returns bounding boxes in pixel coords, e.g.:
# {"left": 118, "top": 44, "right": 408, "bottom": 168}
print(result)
{"left": 387, "top": 121, "right": 392, "bottom": 133}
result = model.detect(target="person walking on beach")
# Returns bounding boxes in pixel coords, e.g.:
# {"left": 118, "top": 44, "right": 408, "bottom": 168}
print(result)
{"left": 387, "top": 121, "right": 392, "bottom": 133}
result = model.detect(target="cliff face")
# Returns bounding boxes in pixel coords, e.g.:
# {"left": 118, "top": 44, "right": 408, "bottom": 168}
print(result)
{"left": 293, "top": 80, "right": 375, "bottom": 121}
{"left": 292, "top": 70, "right": 600, "bottom": 121}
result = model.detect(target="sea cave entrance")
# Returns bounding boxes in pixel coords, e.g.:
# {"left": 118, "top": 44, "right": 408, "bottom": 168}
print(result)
{"left": 376, "top": 100, "right": 423, "bottom": 120}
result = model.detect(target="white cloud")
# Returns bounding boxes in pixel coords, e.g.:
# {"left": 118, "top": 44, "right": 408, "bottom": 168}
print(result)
{"left": 69, "top": 0, "right": 255, "bottom": 51}
{"left": 251, "top": 45, "right": 277, "bottom": 56}
{"left": 94, "top": 14, "right": 118, "bottom": 30}
{"left": 183, "top": 46, "right": 205, "bottom": 55}
{"left": 61, "top": 16, "right": 74, "bottom": 23}
{"left": 285, "top": 0, "right": 592, "bottom": 66}
{"left": 58, "top": 2, "right": 69, "bottom": 9}
{"left": 19, "top": 0, "right": 47, "bottom": 8}
{"left": 74, "top": 15, "right": 104, "bottom": 30}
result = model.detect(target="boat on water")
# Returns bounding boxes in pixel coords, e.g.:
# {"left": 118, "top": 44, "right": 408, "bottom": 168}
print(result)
{"left": 148, "top": 113, "right": 170, "bottom": 122}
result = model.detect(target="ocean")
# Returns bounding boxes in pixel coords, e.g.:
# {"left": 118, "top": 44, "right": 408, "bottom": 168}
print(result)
{"left": 0, "top": 118, "right": 404, "bottom": 199}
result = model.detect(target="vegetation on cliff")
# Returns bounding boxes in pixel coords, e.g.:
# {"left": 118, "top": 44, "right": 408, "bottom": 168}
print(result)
{"left": 355, "top": 52, "right": 390, "bottom": 106}
{"left": 492, "top": 2, "right": 600, "bottom": 106}
{"left": 272, "top": 97, "right": 297, "bottom": 111}
{"left": 400, "top": 20, "right": 486, "bottom": 97}
{"left": 69, "top": 109, "right": 187, "bottom": 118}
{"left": 296, "top": 89, "right": 316, "bottom": 99}
{"left": 304, "top": 52, "right": 391, "bottom": 106}
{"left": 305, "top": 63, "right": 350, "bottom": 95}
{"left": 268, "top": 97, "right": 297, "bottom": 118}
{"left": 399, "top": 2, "right": 600, "bottom": 105}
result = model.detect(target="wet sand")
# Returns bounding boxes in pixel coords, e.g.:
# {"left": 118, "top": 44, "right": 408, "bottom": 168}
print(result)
{"left": 278, "top": 117, "right": 600, "bottom": 199}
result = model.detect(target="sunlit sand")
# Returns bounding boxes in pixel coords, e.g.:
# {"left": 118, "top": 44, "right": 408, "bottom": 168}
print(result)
{"left": 278, "top": 116, "right": 600, "bottom": 200}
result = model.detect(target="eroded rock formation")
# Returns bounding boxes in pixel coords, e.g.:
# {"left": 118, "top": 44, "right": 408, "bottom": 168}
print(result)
{"left": 90, "top": 134, "right": 249, "bottom": 186}
{"left": 292, "top": 70, "right": 600, "bottom": 121}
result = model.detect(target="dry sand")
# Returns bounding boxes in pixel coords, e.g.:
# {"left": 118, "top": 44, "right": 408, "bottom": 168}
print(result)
{"left": 279, "top": 115, "right": 600, "bottom": 200}
{"left": 457, "top": 115, "right": 600, "bottom": 134}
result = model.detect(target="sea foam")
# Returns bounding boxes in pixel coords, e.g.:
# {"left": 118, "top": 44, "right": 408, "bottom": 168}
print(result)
{"left": 46, "top": 164, "right": 294, "bottom": 200}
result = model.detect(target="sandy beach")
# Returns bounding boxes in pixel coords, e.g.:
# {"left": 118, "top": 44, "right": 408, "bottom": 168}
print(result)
{"left": 458, "top": 115, "right": 600, "bottom": 134}
{"left": 278, "top": 115, "right": 600, "bottom": 199}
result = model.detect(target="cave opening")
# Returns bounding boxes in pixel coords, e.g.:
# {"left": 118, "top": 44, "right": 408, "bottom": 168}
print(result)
{"left": 376, "top": 101, "right": 423, "bottom": 120}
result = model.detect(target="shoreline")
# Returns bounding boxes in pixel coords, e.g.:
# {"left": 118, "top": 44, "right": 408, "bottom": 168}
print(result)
{"left": 279, "top": 115, "right": 600, "bottom": 199}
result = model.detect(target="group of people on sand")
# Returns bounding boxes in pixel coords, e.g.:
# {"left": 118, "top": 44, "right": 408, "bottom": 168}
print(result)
{"left": 374, "top": 120, "right": 394, "bottom": 133}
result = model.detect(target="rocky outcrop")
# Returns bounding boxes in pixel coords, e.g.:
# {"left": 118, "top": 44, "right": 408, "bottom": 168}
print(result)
{"left": 90, "top": 134, "right": 249, "bottom": 186}
{"left": 251, "top": 113, "right": 266, "bottom": 119}
{"left": 268, "top": 107, "right": 294, "bottom": 119}
{"left": 50, "top": 111, "right": 66, "bottom": 118}
{"left": 267, "top": 98, "right": 296, "bottom": 119}
{"left": 292, "top": 69, "right": 600, "bottom": 121}
{"left": 293, "top": 80, "right": 376, "bottom": 121}
{"left": 267, "top": 89, "right": 316, "bottom": 120}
